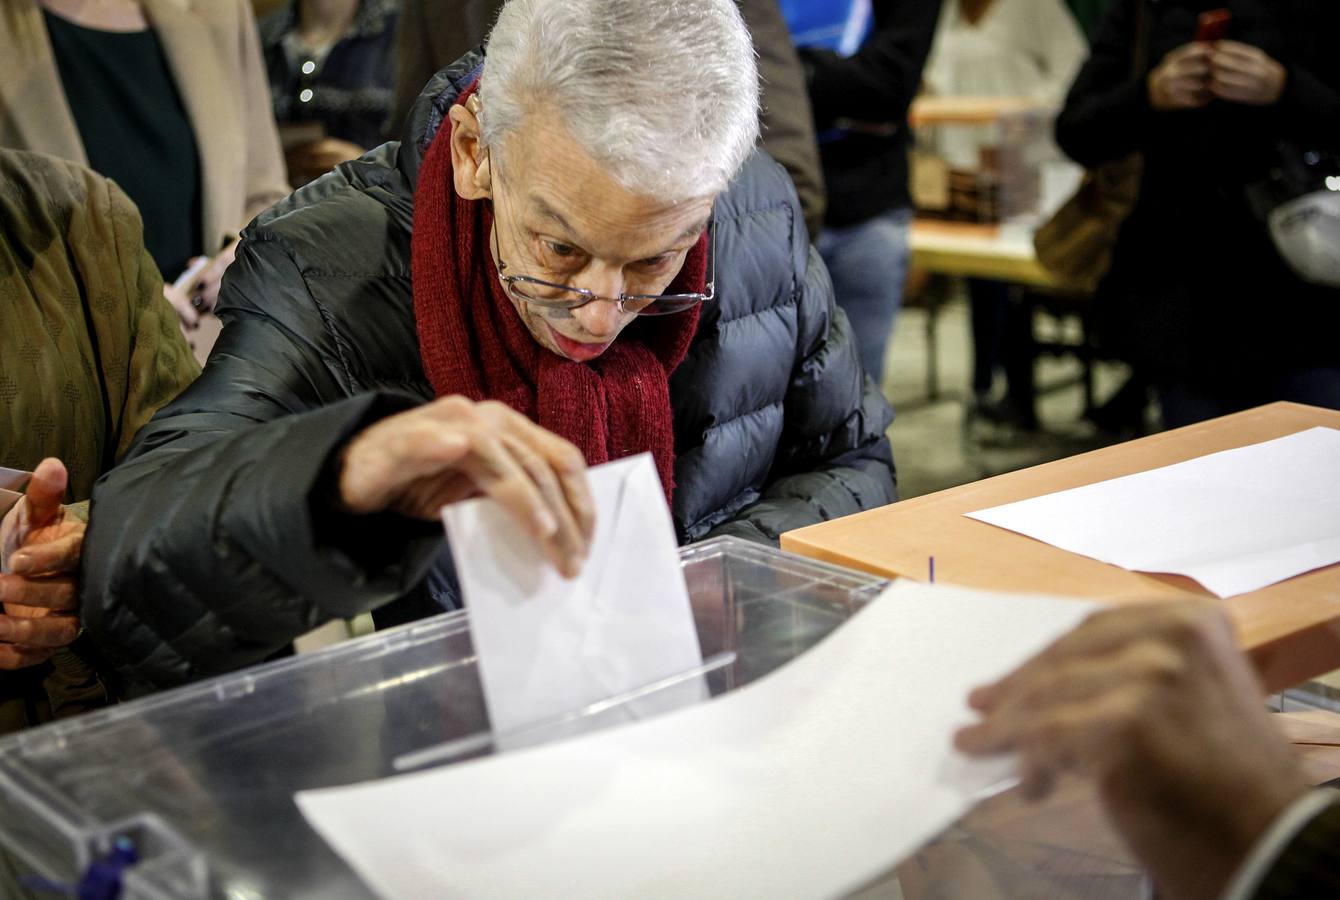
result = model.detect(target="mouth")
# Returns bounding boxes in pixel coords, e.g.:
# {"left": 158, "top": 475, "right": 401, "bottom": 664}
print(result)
{"left": 546, "top": 323, "right": 613, "bottom": 362}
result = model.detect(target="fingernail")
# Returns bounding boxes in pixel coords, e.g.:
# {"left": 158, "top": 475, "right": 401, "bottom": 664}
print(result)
{"left": 9, "top": 552, "right": 31, "bottom": 573}
{"left": 567, "top": 555, "right": 583, "bottom": 576}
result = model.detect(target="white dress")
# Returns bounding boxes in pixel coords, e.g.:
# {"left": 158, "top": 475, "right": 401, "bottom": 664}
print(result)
{"left": 921, "top": 0, "right": 1089, "bottom": 173}
{"left": 923, "top": 0, "right": 1088, "bottom": 107}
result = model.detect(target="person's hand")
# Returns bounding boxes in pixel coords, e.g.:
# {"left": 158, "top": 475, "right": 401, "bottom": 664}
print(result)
{"left": 337, "top": 397, "right": 595, "bottom": 578}
{"left": 164, "top": 281, "right": 201, "bottom": 332}
{"left": 1148, "top": 43, "right": 1214, "bottom": 111}
{"left": 0, "top": 459, "right": 85, "bottom": 670}
{"left": 192, "top": 240, "right": 239, "bottom": 316}
{"left": 286, "top": 138, "right": 366, "bottom": 185}
{"left": 1210, "top": 41, "right": 1288, "bottom": 106}
{"left": 955, "top": 602, "right": 1309, "bottom": 900}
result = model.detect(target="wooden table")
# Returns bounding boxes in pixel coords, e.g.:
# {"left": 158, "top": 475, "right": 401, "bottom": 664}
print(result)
{"left": 910, "top": 220, "right": 1061, "bottom": 289}
{"left": 782, "top": 402, "right": 1340, "bottom": 693}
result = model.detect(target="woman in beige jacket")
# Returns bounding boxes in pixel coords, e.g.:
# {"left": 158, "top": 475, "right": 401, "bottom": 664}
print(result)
{"left": 0, "top": 0, "right": 290, "bottom": 360}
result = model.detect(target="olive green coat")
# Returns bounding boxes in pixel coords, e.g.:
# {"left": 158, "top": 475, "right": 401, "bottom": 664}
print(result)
{"left": 0, "top": 150, "right": 199, "bottom": 735}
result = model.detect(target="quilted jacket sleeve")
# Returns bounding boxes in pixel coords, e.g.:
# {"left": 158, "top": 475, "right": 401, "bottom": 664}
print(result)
{"left": 81, "top": 235, "right": 441, "bottom": 694}
{"left": 710, "top": 189, "right": 897, "bottom": 544}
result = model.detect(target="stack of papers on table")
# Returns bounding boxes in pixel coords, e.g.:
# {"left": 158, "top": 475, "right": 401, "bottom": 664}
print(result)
{"left": 966, "top": 427, "right": 1340, "bottom": 597}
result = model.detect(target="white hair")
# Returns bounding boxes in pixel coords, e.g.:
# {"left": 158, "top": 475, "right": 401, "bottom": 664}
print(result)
{"left": 479, "top": 0, "right": 761, "bottom": 202}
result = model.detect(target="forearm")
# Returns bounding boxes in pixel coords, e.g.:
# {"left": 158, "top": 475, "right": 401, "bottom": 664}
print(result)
{"left": 708, "top": 454, "right": 896, "bottom": 545}
{"left": 82, "top": 393, "right": 442, "bottom": 691}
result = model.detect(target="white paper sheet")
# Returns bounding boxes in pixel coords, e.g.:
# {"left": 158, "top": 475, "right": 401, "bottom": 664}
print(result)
{"left": 966, "top": 427, "right": 1340, "bottom": 598}
{"left": 442, "top": 454, "right": 705, "bottom": 741}
{"left": 297, "top": 583, "right": 1098, "bottom": 900}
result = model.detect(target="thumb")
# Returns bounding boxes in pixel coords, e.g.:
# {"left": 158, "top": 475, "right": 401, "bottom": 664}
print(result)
{"left": 23, "top": 458, "right": 68, "bottom": 526}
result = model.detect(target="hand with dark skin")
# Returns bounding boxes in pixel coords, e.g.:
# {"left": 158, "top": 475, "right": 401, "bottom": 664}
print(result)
{"left": 956, "top": 602, "right": 1310, "bottom": 900}
{"left": 337, "top": 396, "right": 595, "bottom": 577}
{"left": 0, "top": 459, "right": 84, "bottom": 670}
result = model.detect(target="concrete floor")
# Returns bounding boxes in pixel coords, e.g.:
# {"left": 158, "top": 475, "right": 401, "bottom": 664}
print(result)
{"left": 881, "top": 293, "right": 1135, "bottom": 500}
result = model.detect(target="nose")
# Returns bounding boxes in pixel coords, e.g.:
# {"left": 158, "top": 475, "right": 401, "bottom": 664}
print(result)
{"left": 571, "top": 295, "right": 627, "bottom": 339}
{"left": 571, "top": 264, "right": 629, "bottom": 338}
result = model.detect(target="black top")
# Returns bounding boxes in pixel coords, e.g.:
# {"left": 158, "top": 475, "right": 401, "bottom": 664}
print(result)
{"left": 260, "top": 0, "right": 398, "bottom": 154}
{"left": 800, "top": 0, "right": 943, "bottom": 228}
{"left": 45, "top": 10, "right": 202, "bottom": 280}
{"left": 1057, "top": 0, "right": 1340, "bottom": 384}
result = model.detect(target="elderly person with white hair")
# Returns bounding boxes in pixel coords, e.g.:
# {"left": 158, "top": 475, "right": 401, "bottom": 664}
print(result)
{"left": 81, "top": 0, "right": 898, "bottom": 692}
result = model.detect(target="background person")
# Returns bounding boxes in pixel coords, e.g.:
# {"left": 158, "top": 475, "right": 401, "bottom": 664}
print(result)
{"left": 796, "top": 0, "right": 943, "bottom": 387}
{"left": 0, "top": 150, "right": 199, "bottom": 734}
{"left": 261, "top": 0, "right": 400, "bottom": 186}
{"left": 922, "top": 0, "right": 1088, "bottom": 429}
{"left": 1056, "top": 0, "right": 1340, "bottom": 428}
{"left": 0, "top": 0, "right": 290, "bottom": 360}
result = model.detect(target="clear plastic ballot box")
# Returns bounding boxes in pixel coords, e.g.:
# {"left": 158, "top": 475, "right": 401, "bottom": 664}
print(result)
{"left": 0, "top": 538, "right": 1146, "bottom": 899}
{"left": 0, "top": 539, "right": 885, "bottom": 898}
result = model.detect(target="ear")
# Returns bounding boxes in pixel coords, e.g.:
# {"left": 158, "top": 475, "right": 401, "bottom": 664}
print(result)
{"left": 448, "top": 104, "right": 493, "bottom": 201}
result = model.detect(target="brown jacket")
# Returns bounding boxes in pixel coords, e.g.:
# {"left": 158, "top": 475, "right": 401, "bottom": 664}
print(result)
{"left": 388, "top": 0, "right": 827, "bottom": 238}
{"left": 0, "top": 150, "right": 200, "bottom": 735}
{"left": 0, "top": 0, "right": 290, "bottom": 257}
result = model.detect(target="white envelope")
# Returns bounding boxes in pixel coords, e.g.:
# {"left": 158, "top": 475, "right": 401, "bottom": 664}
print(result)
{"left": 443, "top": 453, "right": 706, "bottom": 746}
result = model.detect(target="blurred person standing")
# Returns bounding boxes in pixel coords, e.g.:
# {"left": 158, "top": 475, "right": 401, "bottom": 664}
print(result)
{"left": 0, "top": 0, "right": 289, "bottom": 360}
{"left": 923, "top": 0, "right": 1087, "bottom": 428}
{"left": 261, "top": 0, "right": 399, "bottom": 187}
{"left": 1057, "top": 0, "right": 1340, "bottom": 428}
{"left": 794, "top": 0, "right": 943, "bottom": 387}
{"left": 388, "top": 0, "right": 828, "bottom": 239}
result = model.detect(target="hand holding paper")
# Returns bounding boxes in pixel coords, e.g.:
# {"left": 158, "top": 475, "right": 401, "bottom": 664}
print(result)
{"left": 337, "top": 396, "right": 594, "bottom": 577}
{"left": 444, "top": 453, "right": 705, "bottom": 742}
{"left": 957, "top": 601, "right": 1309, "bottom": 900}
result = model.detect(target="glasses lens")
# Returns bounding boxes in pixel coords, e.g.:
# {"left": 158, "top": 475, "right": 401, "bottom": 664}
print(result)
{"left": 507, "top": 280, "right": 590, "bottom": 309}
{"left": 635, "top": 296, "right": 704, "bottom": 316}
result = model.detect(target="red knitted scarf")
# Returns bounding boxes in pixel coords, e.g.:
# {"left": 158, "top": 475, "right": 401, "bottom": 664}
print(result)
{"left": 409, "top": 85, "right": 705, "bottom": 501}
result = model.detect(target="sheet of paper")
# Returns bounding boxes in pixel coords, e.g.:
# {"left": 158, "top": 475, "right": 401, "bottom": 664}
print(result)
{"left": 966, "top": 427, "right": 1340, "bottom": 598}
{"left": 0, "top": 467, "right": 30, "bottom": 518}
{"left": 297, "top": 583, "right": 1098, "bottom": 900}
{"left": 442, "top": 453, "right": 705, "bottom": 741}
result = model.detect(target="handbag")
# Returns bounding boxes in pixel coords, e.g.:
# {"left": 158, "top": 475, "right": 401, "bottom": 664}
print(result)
{"left": 1034, "top": 1, "right": 1152, "bottom": 291}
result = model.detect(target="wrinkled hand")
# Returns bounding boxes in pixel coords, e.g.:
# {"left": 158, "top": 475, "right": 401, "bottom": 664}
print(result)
{"left": 286, "top": 138, "right": 365, "bottom": 184}
{"left": 1148, "top": 43, "right": 1214, "bottom": 111}
{"left": 1210, "top": 41, "right": 1288, "bottom": 106}
{"left": 337, "top": 397, "right": 595, "bottom": 578}
{"left": 0, "top": 459, "right": 85, "bottom": 670}
{"left": 955, "top": 602, "right": 1308, "bottom": 900}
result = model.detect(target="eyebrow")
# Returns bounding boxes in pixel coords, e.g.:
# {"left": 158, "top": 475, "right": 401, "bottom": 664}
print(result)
{"left": 529, "top": 196, "right": 710, "bottom": 257}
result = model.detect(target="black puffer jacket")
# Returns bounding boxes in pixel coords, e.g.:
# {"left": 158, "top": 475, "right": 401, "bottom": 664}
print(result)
{"left": 82, "top": 52, "right": 897, "bottom": 692}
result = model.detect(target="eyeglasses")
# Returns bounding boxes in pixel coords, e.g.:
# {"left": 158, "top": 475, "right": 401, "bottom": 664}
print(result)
{"left": 492, "top": 216, "right": 717, "bottom": 317}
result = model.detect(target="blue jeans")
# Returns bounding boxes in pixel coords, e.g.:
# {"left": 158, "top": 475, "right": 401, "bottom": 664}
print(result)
{"left": 818, "top": 207, "right": 912, "bottom": 385}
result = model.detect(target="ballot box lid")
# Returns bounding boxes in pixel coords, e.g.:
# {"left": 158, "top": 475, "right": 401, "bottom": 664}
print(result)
{"left": 0, "top": 538, "right": 884, "bottom": 900}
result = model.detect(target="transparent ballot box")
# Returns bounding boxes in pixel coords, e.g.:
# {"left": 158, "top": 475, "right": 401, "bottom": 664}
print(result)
{"left": 909, "top": 96, "right": 1079, "bottom": 229}
{"left": 0, "top": 538, "right": 1147, "bottom": 899}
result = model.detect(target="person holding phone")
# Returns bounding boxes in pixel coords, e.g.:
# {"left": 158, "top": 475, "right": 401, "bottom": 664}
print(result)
{"left": 1056, "top": 0, "right": 1340, "bottom": 428}
{"left": 0, "top": 0, "right": 290, "bottom": 360}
